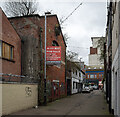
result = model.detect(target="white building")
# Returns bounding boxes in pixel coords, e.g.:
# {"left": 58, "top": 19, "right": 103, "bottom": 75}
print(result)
{"left": 71, "top": 66, "right": 85, "bottom": 94}
{"left": 109, "top": 1, "right": 120, "bottom": 116}
{"left": 66, "top": 61, "right": 85, "bottom": 95}
{"left": 89, "top": 37, "right": 104, "bottom": 67}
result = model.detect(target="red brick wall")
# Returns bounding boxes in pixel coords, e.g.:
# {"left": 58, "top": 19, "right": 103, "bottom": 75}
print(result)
{"left": 0, "top": 9, "right": 21, "bottom": 75}
{"left": 40, "top": 15, "right": 66, "bottom": 83}
{"left": 90, "top": 47, "right": 97, "bottom": 54}
{"left": 9, "top": 14, "right": 66, "bottom": 83}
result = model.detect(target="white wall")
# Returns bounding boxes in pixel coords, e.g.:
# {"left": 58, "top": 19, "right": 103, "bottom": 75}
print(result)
{"left": 71, "top": 78, "right": 79, "bottom": 94}
{"left": 111, "top": 2, "right": 120, "bottom": 116}
{"left": 112, "top": 48, "right": 118, "bottom": 114}
{"left": 92, "top": 38, "right": 98, "bottom": 48}
{"left": 89, "top": 54, "right": 102, "bottom": 66}
{"left": 0, "top": 83, "right": 38, "bottom": 116}
{"left": 118, "top": 41, "right": 120, "bottom": 116}
{"left": 71, "top": 68, "right": 81, "bottom": 94}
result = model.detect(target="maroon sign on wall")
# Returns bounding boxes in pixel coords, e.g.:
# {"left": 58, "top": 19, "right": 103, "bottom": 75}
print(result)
{"left": 46, "top": 46, "right": 61, "bottom": 65}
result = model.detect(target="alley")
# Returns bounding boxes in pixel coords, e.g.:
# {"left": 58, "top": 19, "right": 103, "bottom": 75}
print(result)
{"left": 11, "top": 90, "right": 112, "bottom": 116}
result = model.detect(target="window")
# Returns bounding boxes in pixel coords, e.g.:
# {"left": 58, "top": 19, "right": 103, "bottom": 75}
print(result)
{"left": 73, "top": 69, "right": 74, "bottom": 74}
{"left": 79, "top": 72, "right": 81, "bottom": 77}
{"left": 88, "top": 74, "right": 89, "bottom": 78}
{"left": 73, "top": 81, "right": 76, "bottom": 89}
{"left": 0, "top": 40, "right": 14, "bottom": 60}
{"left": 52, "top": 40, "right": 59, "bottom": 46}
{"left": 95, "top": 74, "right": 97, "bottom": 78}
{"left": 76, "top": 70, "right": 77, "bottom": 75}
{"left": 90, "top": 74, "right": 94, "bottom": 78}
{"left": 99, "top": 73, "right": 104, "bottom": 78}
{"left": 76, "top": 82, "right": 78, "bottom": 89}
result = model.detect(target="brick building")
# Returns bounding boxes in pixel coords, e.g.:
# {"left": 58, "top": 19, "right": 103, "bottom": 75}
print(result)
{"left": 86, "top": 37, "right": 105, "bottom": 88}
{"left": 0, "top": 8, "right": 21, "bottom": 81}
{"left": 85, "top": 68, "right": 104, "bottom": 88}
{"left": 9, "top": 14, "right": 66, "bottom": 102}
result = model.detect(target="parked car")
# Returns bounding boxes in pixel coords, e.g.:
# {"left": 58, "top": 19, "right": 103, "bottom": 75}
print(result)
{"left": 82, "top": 86, "right": 91, "bottom": 93}
{"left": 93, "top": 85, "right": 98, "bottom": 90}
{"left": 89, "top": 85, "right": 93, "bottom": 91}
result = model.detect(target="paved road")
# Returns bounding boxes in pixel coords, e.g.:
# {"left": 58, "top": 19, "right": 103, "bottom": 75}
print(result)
{"left": 11, "top": 90, "right": 112, "bottom": 116}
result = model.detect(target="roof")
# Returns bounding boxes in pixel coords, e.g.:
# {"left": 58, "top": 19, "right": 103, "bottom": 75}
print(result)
{"left": 8, "top": 14, "right": 67, "bottom": 47}
{"left": 67, "top": 60, "right": 81, "bottom": 70}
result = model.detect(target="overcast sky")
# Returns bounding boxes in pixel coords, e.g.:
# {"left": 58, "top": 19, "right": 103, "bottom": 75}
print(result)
{"left": 38, "top": 0, "right": 107, "bottom": 65}
{"left": 0, "top": 0, "right": 107, "bottom": 65}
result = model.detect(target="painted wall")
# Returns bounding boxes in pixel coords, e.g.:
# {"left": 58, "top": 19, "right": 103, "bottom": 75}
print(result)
{"left": 71, "top": 68, "right": 81, "bottom": 94}
{"left": 112, "top": 48, "right": 118, "bottom": 113}
{"left": 89, "top": 54, "right": 102, "bottom": 66}
{"left": 112, "top": 2, "right": 119, "bottom": 61}
{"left": 89, "top": 37, "right": 104, "bottom": 66}
{"left": 71, "top": 78, "right": 79, "bottom": 94}
{"left": 1, "top": 83, "right": 38, "bottom": 116}
{"left": 111, "top": 2, "right": 120, "bottom": 116}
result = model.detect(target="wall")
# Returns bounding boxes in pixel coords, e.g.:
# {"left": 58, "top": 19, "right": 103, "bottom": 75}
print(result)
{"left": 72, "top": 78, "right": 79, "bottom": 94}
{"left": 112, "top": 2, "right": 119, "bottom": 61}
{"left": 1, "top": 8, "right": 21, "bottom": 76}
{"left": 9, "top": 16, "right": 41, "bottom": 82}
{"left": 117, "top": 2, "right": 120, "bottom": 116}
{"left": 89, "top": 54, "right": 101, "bottom": 66}
{"left": 112, "top": 48, "right": 118, "bottom": 114}
{"left": 89, "top": 37, "right": 104, "bottom": 66}
{"left": 1, "top": 83, "right": 38, "bottom": 116}
{"left": 90, "top": 47, "right": 97, "bottom": 54}
{"left": 40, "top": 15, "right": 66, "bottom": 83}
{"left": 111, "top": 2, "right": 120, "bottom": 116}
{"left": 91, "top": 37, "right": 99, "bottom": 48}
{"left": 71, "top": 68, "right": 80, "bottom": 94}
{"left": 0, "top": 84, "right": 2, "bottom": 117}
{"left": 9, "top": 15, "right": 66, "bottom": 84}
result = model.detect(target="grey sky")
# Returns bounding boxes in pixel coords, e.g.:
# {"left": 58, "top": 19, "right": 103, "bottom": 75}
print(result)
{"left": 0, "top": 0, "right": 107, "bottom": 65}
{"left": 38, "top": 1, "right": 107, "bottom": 65}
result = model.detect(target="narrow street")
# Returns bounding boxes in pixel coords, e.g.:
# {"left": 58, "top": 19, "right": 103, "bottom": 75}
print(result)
{"left": 11, "top": 90, "right": 112, "bottom": 116}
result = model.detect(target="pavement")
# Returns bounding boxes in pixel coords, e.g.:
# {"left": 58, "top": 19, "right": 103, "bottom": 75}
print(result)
{"left": 10, "top": 90, "right": 113, "bottom": 116}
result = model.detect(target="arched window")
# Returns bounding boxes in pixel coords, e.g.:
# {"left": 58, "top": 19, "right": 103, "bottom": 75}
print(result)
{"left": 52, "top": 40, "right": 59, "bottom": 46}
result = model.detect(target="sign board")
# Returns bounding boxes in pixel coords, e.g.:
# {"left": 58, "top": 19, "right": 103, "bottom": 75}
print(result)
{"left": 46, "top": 46, "right": 61, "bottom": 61}
{"left": 46, "top": 61, "right": 61, "bottom": 65}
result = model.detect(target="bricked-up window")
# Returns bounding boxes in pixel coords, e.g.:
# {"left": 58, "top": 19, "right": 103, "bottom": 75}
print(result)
{"left": 0, "top": 40, "right": 14, "bottom": 60}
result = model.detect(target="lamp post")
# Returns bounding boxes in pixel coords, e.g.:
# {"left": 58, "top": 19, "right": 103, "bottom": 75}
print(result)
{"left": 44, "top": 12, "right": 52, "bottom": 105}
{"left": 44, "top": 13, "right": 47, "bottom": 105}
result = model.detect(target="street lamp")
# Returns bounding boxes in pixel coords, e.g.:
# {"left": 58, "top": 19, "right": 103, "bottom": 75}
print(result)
{"left": 44, "top": 12, "right": 51, "bottom": 105}
{"left": 44, "top": 13, "right": 47, "bottom": 105}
